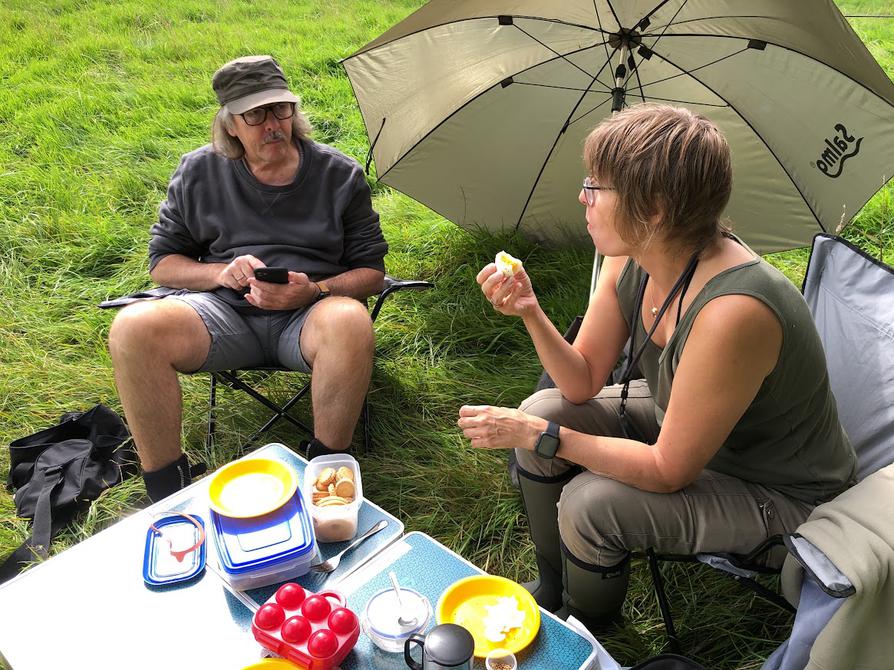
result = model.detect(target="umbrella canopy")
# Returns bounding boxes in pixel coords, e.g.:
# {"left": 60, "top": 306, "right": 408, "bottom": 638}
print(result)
{"left": 344, "top": 1, "right": 894, "bottom": 254}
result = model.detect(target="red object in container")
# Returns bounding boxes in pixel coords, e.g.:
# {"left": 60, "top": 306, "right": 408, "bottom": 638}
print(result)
{"left": 251, "top": 585, "right": 360, "bottom": 670}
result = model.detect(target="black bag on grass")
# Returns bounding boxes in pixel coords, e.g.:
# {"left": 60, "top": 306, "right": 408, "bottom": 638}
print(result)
{"left": 0, "top": 404, "right": 135, "bottom": 584}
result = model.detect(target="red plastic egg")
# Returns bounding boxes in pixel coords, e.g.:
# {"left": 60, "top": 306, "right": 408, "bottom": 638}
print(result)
{"left": 307, "top": 629, "right": 338, "bottom": 658}
{"left": 275, "top": 583, "right": 306, "bottom": 609}
{"left": 281, "top": 615, "right": 312, "bottom": 644}
{"left": 255, "top": 603, "right": 285, "bottom": 630}
{"left": 328, "top": 607, "right": 357, "bottom": 635}
{"left": 301, "top": 594, "right": 331, "bottom": 621}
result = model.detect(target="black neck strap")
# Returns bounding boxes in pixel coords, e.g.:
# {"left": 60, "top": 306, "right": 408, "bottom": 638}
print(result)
{"left": 623, "top": 252, "right": 700, "bottom": 389}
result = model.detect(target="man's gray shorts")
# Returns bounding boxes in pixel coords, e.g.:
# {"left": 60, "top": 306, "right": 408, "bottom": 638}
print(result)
{"left": 169, "top": 292, "right": 316, "bottom": 373}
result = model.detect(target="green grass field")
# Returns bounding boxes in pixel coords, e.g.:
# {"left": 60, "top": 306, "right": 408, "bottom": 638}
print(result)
{"left": 1, "top": 2, "right": 892, "bottom": 668}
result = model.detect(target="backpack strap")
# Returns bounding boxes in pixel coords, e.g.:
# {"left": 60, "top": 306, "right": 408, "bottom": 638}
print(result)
{"left": 0, "top": 464, "right": 65, "bottom": 584}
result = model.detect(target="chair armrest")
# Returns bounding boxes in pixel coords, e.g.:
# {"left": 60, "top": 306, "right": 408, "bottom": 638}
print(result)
{"left": 370, "top": 276, "right": 434, "bottom": 322}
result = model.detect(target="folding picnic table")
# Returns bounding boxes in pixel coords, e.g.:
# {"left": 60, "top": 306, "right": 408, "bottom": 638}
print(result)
{"left": 0, "top": 443, "right": 596, "bottom": 669}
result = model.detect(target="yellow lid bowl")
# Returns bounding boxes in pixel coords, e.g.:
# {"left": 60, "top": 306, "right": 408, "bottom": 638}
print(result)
{"left": 436, "top": 575, "right": 540, "bottom": 657}
{"left": 207, "top": 458, "right": 299, "bottom": 519}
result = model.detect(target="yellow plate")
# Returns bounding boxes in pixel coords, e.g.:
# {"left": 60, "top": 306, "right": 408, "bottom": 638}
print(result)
{"left": 207, "top": 458, "right": 298, "bottom": 519}
{"left": 436, "top": 575, "right": 541, "bottom": 657}
{"left": 241, "top": 660, "right": 299, "bottom": 669}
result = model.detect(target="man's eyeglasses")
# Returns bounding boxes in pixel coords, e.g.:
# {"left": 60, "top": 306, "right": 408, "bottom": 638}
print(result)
{"left": 240, "top": 102, "right": 296, "bottom": 126}
{"left": 582, "top": 176, "right": 615, "bottom": 206}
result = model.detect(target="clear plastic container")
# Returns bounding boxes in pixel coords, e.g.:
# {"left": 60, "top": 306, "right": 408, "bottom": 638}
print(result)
{"left": 303, "top": 454, "right": 363, "bottom": 543}
{"left": 361, "top": 587, "right": 431, "bottom": 653}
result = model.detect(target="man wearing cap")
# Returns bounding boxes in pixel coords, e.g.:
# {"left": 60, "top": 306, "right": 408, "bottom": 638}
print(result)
{"left": 108, "top": 55, "right": 387, "bottom": 502}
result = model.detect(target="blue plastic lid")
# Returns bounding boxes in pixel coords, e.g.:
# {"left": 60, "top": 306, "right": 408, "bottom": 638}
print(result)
{"left": 212, "top": 493, "right": 315, "bottom": 575}
{"left": 143, "top": 514, "right": 207, "bottom": 587}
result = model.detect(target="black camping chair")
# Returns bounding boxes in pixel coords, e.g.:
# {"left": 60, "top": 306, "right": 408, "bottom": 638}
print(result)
{"left": 101, "top": 276, "right": 433, "bottom": 456}
{"left": 643, "top": 234, "right": 894, "bottom": 653}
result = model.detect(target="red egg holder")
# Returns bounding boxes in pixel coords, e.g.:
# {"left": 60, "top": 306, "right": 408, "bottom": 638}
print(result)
{"left": 251, "top": 583, "right": 360, "bottom": 670}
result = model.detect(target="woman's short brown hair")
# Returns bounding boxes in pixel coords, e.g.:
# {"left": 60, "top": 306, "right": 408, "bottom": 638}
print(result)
{"left": 211, "top": 104, "right": 313, "bottom": 159}
{"left": 584, "top": 104, "right": 732, "bottom": 255}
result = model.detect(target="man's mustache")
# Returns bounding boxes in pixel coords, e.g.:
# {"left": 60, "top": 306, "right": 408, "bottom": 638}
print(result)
{"left": 262, "top": 130, "right": 286, "bottom": 144}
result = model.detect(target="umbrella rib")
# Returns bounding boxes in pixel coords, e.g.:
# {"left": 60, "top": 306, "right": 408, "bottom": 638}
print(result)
{"left": 630, "top": 94, "right": 729, "bottom": 108}
{"left": 635, "top": 46, "right": 750, "bottom": 93}
{"left": 648, "top": 48, "right": 826, "bottom": 233}
{"left": 345, "top": 15, "right": 617, "bottom": 59}
{"left": 513, "top": 49, "right": 622, "bottom": 234}
{"left": 517, "top": 81, "right": 614, "bottom": 95}
{"left": 633, "top": 32, "right": 894, "bottom": 104}
{"left": 592, "top": 0, "right": 614, "bottom": 63}
{"left": 568, "top": 95, "right": 616, "bottom": 128}
{"left": 513, "top": 23, "right": 602, "bottom": 80}
{"left": 623, "top": 0, "right": 690, "bottom": 92}
{"left": 603, "top": 0, "right": 623, "bottom": 33}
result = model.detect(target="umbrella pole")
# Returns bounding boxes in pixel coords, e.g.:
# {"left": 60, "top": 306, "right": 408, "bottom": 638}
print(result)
{"left": 590, "top": 43, "right": 631, "bottom": 295}
{"left": 611, "top": 43, "right": 630, "bottom": 113}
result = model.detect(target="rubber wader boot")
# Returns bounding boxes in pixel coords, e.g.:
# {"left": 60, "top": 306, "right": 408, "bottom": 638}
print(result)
{"left": 517, "top": 465, "right": 575, "bottom": 612}
{"left": 559, "top": 543, "right": 630, "bottom": 633}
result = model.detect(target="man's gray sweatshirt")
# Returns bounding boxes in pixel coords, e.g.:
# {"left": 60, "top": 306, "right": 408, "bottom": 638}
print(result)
{"left": 149, "top": 138, "right": 387, "bottom": 309}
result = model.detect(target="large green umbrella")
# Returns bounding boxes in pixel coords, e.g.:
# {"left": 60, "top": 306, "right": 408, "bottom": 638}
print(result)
{"left": 344, "top": 1, "right": 894, "bottom": 253}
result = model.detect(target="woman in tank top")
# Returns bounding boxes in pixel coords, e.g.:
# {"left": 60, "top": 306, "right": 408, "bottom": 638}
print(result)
{"left": 457, "top": 104, "right": 856, "bottom": 632}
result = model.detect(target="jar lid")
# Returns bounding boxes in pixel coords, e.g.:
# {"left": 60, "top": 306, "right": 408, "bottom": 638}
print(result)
{"left": 364, "top": 588, "right": 431, "bottom": 639}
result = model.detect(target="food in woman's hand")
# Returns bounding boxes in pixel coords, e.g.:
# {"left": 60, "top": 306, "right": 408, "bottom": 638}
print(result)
{"left": 495, "top": 251, "right": 523, "bottom": 277}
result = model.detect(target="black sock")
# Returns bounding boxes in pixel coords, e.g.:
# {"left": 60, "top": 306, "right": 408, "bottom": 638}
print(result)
{"left": 305, "top": 438, "right": 342, "bottom": 460}
{"left": 143, "top": 454, "right": 191, "bottom": 503}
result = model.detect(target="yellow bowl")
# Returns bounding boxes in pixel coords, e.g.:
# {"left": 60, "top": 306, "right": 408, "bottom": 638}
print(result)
{"left": 436, "top": 575, "right": 540, "bottom": 657}
{"left": 207, "top": 458, "right": 299, "bottom": 519}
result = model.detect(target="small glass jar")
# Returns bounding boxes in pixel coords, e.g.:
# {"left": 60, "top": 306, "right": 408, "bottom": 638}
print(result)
{"left": 485, "top": 648, "right": 518, "bottom": 670}
{"left": 361, "top": 587, "right": 432, "bottom": 653}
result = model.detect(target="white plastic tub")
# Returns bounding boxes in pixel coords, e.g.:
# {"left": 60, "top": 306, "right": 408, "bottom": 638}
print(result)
{"left": 303, "top": 454, "right": 363, "bottom": 542}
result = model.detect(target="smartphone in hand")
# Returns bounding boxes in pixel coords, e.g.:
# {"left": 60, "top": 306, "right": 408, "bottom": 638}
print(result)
{"left": 253, "top": 267, "right": 289, "bottom": 284}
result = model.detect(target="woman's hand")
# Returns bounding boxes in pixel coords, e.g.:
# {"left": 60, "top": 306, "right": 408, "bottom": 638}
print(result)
{"left": 457, "top": 405, "right": 546, "bottom": 451}
{"left": 477, "top": 264, "right": 539, "bottom": 318}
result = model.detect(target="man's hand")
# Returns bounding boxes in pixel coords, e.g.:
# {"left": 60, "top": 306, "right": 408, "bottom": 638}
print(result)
{"left": 217, "top": 255, "right": 266, "bottom": 290}
{"left": 477, "top": 264, "right": 539, "bottom": 318}
{"left": 245, "top": 271, "right": 319, "bottom": 310}
{"left": 457, "top": 405, "right": 546, "bottom": 451}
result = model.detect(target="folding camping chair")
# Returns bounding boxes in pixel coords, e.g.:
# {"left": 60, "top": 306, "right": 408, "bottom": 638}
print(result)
{"left": 644, "top": 234, "right": 894, "bottom": 653}
{"left": 205, "top": 276, "right": 432, "bottom": 455}
{"left": 101, "top": 276, "right": 433, "bottom": 456}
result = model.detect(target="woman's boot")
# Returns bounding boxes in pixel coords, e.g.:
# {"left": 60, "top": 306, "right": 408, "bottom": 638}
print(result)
{"left": 559, "top": 542, "right": 630, "bottom": 633}
{"left": 517, "top": 466, "right": 575, "bottom": 612}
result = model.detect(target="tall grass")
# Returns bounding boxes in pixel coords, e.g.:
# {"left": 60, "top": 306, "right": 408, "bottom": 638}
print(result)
{"left": 1, "top": 2, "right": 892, "bottom": 669}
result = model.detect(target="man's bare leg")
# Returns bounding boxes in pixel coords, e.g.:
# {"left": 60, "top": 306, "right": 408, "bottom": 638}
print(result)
{"left": 108, "top": 300, "right": 211, "bottom": 472}
{"left": 299, "top": 297, "right": 375, "bottom": 451}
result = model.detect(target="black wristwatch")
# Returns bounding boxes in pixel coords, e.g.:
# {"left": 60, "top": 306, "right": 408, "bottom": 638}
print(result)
{"left": 315, "top": 281, "right": 331, "bottom": 301}
{"left": 534, "top": 420, "right": 561, "bottom": 459}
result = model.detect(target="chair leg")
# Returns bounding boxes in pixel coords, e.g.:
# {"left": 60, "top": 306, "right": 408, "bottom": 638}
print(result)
{"left": 732, "top": 575, "right": 797, "bottom": 614}
{"left": 362, "top": 398, "right": 372, "bottom": 454}
{"left": 206, "top": 373, "right": 218, "bottom": 460}
{"left": 647, "top": 548, "right": 681, "bottom": 654}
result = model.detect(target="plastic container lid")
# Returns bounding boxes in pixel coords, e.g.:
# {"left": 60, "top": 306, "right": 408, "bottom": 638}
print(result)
{"left": 212, "top": 492, "right": 315, "bottom": 575}
{"left": 362, "top": 588, "right": 431, "bottom": 652}
{"left": 142, "top": 513, "right": 206, "bottom": 586}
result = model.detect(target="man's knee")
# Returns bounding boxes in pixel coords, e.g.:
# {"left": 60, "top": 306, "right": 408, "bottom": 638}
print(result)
{"left": 108, "top": 301, "right": 208, "bottom": 368}
{"left": 312, "top": 298, "right": 374, "bottom": 355}
{"left": 558, "top": 474, "right": 635, "bottom": 565}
